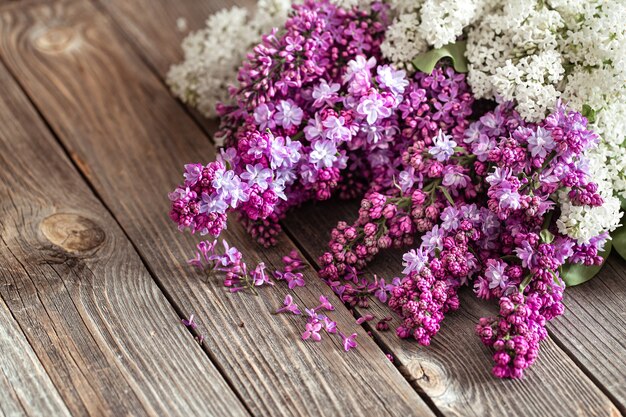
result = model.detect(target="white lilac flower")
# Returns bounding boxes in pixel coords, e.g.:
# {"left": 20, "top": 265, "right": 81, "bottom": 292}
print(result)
{"left": 167, "top": 0, "right": 293, "bottom": 118}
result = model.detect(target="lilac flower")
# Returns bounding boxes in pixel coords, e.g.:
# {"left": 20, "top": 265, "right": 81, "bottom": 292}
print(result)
{"left": 200, "top": 193, "right": 228, "bottom": 215}
{"left": 494, "top": 183, "right": 521, "bottom": 210}
{"left": 398, "top": 167, "right": 416, "bottom": 194}
{"left": 440, "top": 206, "right": 461, "bottom": 231}
{"left": 356, "top": 314, "right": 374, "bottom": 325}
{"left": 241, "top": 163, "right": 272, "bottom": 190}
{"left": 485, "top": 260, "right": 508, "bottom": 290}
{"left": 339, "top": 332, "right": 358, "bottom": 351}
{"left": 421, "top": 225, "right": 444, "bottom": 254}
{"left": 251, "top": 262, "right": 273, "bottom": 286}
{"left": 275, "top": 294, "right": 301, "bottom": 315}
{"left": 312, "top": 79, "right": 340, "bottom": 107}
{"left": 402, "top": 248, "right": 427, "bottom": 274}
{"left": 442, "top": 165, "right": 469, "bottom": 189}
{"left": 376, "top": 65, "right": 408, "bottom": 96}
{"left": 357, "top": 93, "right": 392, "bottom": 125}
{"left": 269, "top": 136, "right": 289, "bottom": 169}
{"left": 527, "top": 126, "right": 554, "bottom": 159}
{"left": 284, "top": 272, "right": 305, "bottom": 289}
{"left": 514, "top": 241, "right": 536, "bottom": 269}
{"left": 253, "top": 103, "right": 274, "bottom": 130}
{"left": 373, "top": 276, "right": 395, "bottom": 303}
{"left": 183, "top": 164, "right": 203, "bottom": 186}
{"left": 343, "top": 55, "right": 376, "bottom": 83}
{"left": 322, "top": 115, "right": 351, "bottom": 142}
{"left": 429, "top": 130, "right": 457, "bottom": 162}
{"left": 309, "top": 140, "right": 338, "bottom": 168}
{"left": 182, "top": 314, "right": 197, "bottom": 329}
{"left": 323, "top": 317, "right": 337, "bottom": 333}
{"left": 274, "top": 100, "right": 303, "bottom": 129}
{"left": 215, "top": 240, "right": 241, "bottom": 266}
{"left": 304, "top": 114, "right": 324, "bottom": 141}
{"left": 316, "top": 295, "right": 334, "bottom": 311}
{"left": 302, "top": 321, "right": 323, "bottom": 341}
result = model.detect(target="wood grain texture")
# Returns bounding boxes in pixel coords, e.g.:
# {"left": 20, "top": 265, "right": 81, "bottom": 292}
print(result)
{"left": 96, "top": 0, "right": 254, "bottom": 76}
{"left": 0, "top": 1, "right": 435, "bottom": 416}
{"left": 0, "top": 297, "right": 72, "bottom": 417}
{"left": 0, "top": 59, "right": 247, "bottom": 417}
{"left": 548, "top": 255, "right": 626, "bottom": 411}
{"left": 282, "top": 201, "right": 623, "bottom": 417}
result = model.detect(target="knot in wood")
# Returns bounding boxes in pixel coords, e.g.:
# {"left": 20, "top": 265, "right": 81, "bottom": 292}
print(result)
{"left": 408, "top": 359, "right": 446, "bottom": 396}
{"left": 33, "top": 26, "right": 78, "bottom": 53}
{"left": 41, "top": 213, "right": 104, "bottom": 253}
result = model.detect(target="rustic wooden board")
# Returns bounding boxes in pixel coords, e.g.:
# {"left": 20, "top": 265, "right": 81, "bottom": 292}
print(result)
{"left": 95, "top": 0, "right": 626, "bottom": 415}
{"left": 96, "top": 0, "right": 254, "bottom": 76}
{"left": 0, "top": 297, "right": 72, "bottom": 417}
{"left": 0, "top": 58, "right": 247, "bottom": 417}
{"left": 282, "top": 201, "right": 623, "bottom": 417}
{"left": 0, "top": 1, "right": 435, "bottom": 416}
{"left": 549, "top": 255, "right": 626, "bottom": 410}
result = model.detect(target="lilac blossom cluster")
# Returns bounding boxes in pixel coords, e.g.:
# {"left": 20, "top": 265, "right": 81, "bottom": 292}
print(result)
{"left": 168, "top": 0, "right": 618, "bottom": 379}
{"left": 323, "top": 101, "right": 610, "bottom": 378}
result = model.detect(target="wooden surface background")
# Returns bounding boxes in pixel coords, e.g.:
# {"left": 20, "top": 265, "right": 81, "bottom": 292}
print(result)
{"left": 0, "top": 0, "right": 623, "bottom": 416}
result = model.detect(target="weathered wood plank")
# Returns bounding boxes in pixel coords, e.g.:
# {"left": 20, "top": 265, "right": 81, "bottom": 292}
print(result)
{"left": 0, "top": 1, "right": 435, "bottom": 416}
{"left": 0, "top": 297, "right": 72, "bottom": 417}
{"left": 96, "top": 0, "right": 253, "bottom": 76}
{"left": 548, "top": 255, "right": 626, "bottom": 410}
{"left": 0, "top": 57, "right": 247, "bottom": 416}
{"left": 96, "top": 0, "right": 626, "bottom": 415}
{"left": 282, "top": 201, "right": 623, "bottom": 417}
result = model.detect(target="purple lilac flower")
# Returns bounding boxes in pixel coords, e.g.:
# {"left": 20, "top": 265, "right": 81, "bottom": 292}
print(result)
{"left": 309, "top": 140, "right": 338, "bottom": 168}
{"left": 274, "top": 100, "right": 304, "bottom": 129}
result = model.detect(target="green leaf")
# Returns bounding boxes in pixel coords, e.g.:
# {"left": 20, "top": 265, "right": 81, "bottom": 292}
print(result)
{"left": 561, "top": 240, "right": 612, "bottom": 287}
{"left": 612, "top": 224, "right": 626, "bottom": 261}
{"left": 540, "top": 229, "right": 554, "bottom": 244}
{"left": 619, "top": 195, "right": 626, "bottom": 211}
{"left": 412, "top": 41, "right": 468, "bottom": 74}
{"left": 581, "top": 104, "right": 597, "bottom": 124}
{"left": 439, "top": 186, "right": 455, "bottom": 206}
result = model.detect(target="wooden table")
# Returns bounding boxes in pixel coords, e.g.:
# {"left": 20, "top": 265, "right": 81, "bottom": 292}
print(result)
{"left": 0, "top": 1, "right": 624, "bottom": 416}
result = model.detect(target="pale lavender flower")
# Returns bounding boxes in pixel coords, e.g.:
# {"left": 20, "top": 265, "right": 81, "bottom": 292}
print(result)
{"left": 241, "top": 163, "right": 272, "bottom": 190}
{"left": 357, "top": 93, "right": 392, "bottom": 125}
{"left": 485, "top": 260, "right": 508, "bottom": 290}
{"left": 402, "top": 248, "right": 428, "bottom": 274}
{"left": 429, "top": 130, "right": 457, "bottom": 162}
{"left": 309, "top": 140, "right": 338, "bottom": 168}
{"left": 527, "top": 126, "right": 555, "bottom": 159}
{"left": 253, "top": 103, "right": 274, "bottom": 130}
{"left": 398, "top": 167, "right": 416, "bottom": 193}
{"left": 274, "top": 100, "right": 303, "bottom": 129}
{"left": 514, "top": 241, "right": 536, "bottom": 269}
{"left": 323, "top": 115, "right": 351, "bottom": 142}
{"left": 442, "top": 165, "right": 469, "bottom": 189}
{"left": 376, "top": 65, "right": 408, "bottom": 95}
{"left": 183, "top": 163, "right": 203, "bottom": 186}
{"left": 422, "top": 225, "right": 444, "bottom": 254}
{"left": 440, "top": 206, "right": 461, "bottom": 230}
{"left": 312, "top": 79, "right": 340, "bottom": 107}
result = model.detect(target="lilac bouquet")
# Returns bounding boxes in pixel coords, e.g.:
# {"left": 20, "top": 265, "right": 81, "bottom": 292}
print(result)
{"left": 168, "top": 0, "right": 619, "bottom": 378}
